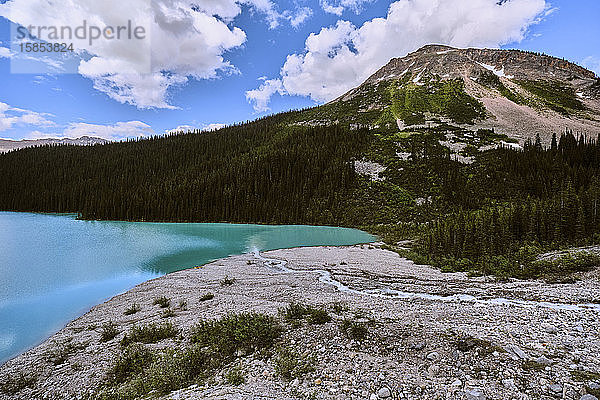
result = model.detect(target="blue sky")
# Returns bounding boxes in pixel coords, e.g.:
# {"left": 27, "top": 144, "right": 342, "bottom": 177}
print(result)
{"left": 0, "top": 0, "right": 598, "bottom": 141}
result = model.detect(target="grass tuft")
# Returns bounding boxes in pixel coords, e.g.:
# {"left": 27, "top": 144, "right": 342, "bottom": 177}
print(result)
{"left": 100, "top": 322, "right": 120, "bottom": 343}
{"left": 96, "top": 313, "right": 281, "bottom": 400}
{"left": 340, "top": 319, "right": 368, "bottom": 341}
{"left": 153, "top": 296, "right": 171, "bottom": 308}
{"left": 0, "top": 372, "right": 37, "bottom": 395}
{"left": 274, "top": 347, "right": 316, "bottom": 381}
{"left": 280, "top": 302, "right": 331, "bottom": 326}
{"left": 200, "top": 293, "right": 215, "bottom": 302}
{"left": 123, "top": 303, "right": 141, "bottom": 315}
{"left": 220, "top": 276, "right": 236, "bottom": 286}
{"left": 120, "top": 322, "right": 178, "bottom": 346}
{"left": 225, "top": 366, "right": 245, "bottom": 386}
{"left": 190, "top": 312, "right": 281, "bottom": 357}
{"left": 107, "top": 344, "right": 155, "bottom": 385}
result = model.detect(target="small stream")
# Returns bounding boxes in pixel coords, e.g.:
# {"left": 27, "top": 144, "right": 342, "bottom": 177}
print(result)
{"left": 253, "top": 251, "right": 600, "bottom": 313}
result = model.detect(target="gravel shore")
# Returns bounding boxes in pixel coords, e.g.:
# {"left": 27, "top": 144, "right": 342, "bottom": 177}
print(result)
{"left": 1, "top": 244, "right": 599, "bottom": 400}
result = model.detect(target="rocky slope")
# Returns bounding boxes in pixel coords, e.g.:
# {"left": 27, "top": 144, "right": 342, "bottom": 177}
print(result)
{"left": 0, "top": 136, "right": 108, "bottom": 153}
{"left": 299, "top": 45, "right": 600, "bottom": 144}
{"left": 1, "top": 244, "right": 599, "bottom": 400}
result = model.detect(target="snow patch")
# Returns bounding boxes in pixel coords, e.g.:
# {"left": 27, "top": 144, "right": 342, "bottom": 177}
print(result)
{"left": 477, "top": 62, "right": 514, "bottom": 79}
{"left": 436, "top": 50, "right": 455, "bottom": 55}
{"left": 413, "top": 69, "right": 424, "bottom": 83}
{"left": 501, "top": 141, "right": 522, "bottom": 150}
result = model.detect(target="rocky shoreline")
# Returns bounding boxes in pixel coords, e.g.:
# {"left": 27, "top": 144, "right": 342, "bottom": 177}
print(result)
{"left": 1, "top": 244, "right": 599, "bottom": 400}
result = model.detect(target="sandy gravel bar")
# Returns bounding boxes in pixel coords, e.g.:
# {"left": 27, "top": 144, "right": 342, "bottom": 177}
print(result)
{"left": 1, "top": 244, "right": 599, "bottom": 400}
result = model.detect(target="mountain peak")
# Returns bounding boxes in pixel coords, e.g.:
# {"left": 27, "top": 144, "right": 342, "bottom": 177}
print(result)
{"left": 316, "top": 45, "right": 600, "bottom": 144}
{"left": 366, "top": 46, "right": 597, "bottom": 87}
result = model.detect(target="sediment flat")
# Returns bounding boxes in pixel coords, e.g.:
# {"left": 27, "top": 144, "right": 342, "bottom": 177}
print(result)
{"left": 1, "top": 244, "right": 599, "bottom": 400}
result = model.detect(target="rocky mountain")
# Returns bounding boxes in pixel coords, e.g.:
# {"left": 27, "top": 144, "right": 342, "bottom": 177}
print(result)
{"left": 295, "top": 45, "right": 600, "bottom": 144}
{"left": 0, "top": 136, "right": 109, "bottom": 153}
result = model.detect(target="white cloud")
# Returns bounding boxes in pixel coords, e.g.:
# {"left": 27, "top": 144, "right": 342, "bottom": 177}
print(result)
{"left": 203, "top": 123, "right": 227, "bottom": 131}
{"left": 285, "top": 7, "right": 313, "bottom": 28}
{"left": 0, "top": 0, "right": 296, "bottom": 109}
{"left": 29, "top": 121, "right": 154, "bottom": 141}
{"left": 0, "top": 47, "right": 12, "bottom": 58}
{"left": 0, "top": 102, "right": 54, "bottom": 131}
{"left": 246, "top": 78, "right": 285, "bottom": 112}
{"left": 248, "top": 0, "right": 548, "bottom": 110}
{"left": 166, "top": 123, "right": 226, "bottom": 134}
{"left": 320, "top": 0, "right": 372, "bottom": 16}
{"left": 582, "top": 56, "right": 600, "bottom": 77}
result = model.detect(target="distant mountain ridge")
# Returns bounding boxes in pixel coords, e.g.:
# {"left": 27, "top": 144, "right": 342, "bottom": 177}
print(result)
{"left": 0, "top": 136, "right": 109, "bottom": 153}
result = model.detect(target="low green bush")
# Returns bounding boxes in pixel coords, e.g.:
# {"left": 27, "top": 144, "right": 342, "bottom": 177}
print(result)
{"left": 200, "top": 293, "right": 214, "bottom": 302}
{"left": 100, "top": 322, "right": 120, "bottom": 343}
{"left": 225, "top": 366, "right": 245, "bottom": 386}
{"left": 0, "top": 372, "right": 37, "bottom": 395}
{"left": 153, "top": 296, "right": 171, "bottom": 308}
{"left": 340, "top": 319, "right": 368, "bottom": 341}
{"left": 97, "top": 313, "right": 281, "bottom": 400}
{"left": 280, "top": 302, "right": 331, "bottom": 325}
{"left": 220, "top": 276, "right": 236, "bottom": 286}
{"left": 274, "top": 347, "right": 316, "bottom": 381}
{"left": 107, "top": 344, "right": 155, "bottom": 385}
{"left": 123, "top": 303, "right": 141, "bottom": 315}
{"left": 189, "top": 313, "right": 281, "bottom": 357}
{"left": 120, "top": 322, "right": 178, "bottom": 346}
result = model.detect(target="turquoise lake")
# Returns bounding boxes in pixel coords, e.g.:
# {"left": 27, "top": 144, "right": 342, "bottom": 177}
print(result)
{"left": 0, "top": 212, "right": 375, "bottom": 364}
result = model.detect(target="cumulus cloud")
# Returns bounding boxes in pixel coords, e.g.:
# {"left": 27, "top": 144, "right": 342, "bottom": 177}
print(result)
{"left": 246, "top": 78, "right": 285, "bottom": 112}
{"left": 0, "top": 47, "right": 12, "bottom": 58}
{"left": 320, "top": 0, "right": 372, "bottom": 16}
{"left": 285, "top": 7, "right": 313, "bottom": 28}
{"left": 28, "top": 121, "right": 154, "bottom": 141}
{"left": 247, "top": 0, "right": 548, "bottom": 110}
{"left": 0, "top": 0, "right": 296, "bottom": 109}
{"left": 166, "top": 122, "right": 227, "bottom": 134}
{"left": 0, "top": 102, "right": 54, "bottom": 131}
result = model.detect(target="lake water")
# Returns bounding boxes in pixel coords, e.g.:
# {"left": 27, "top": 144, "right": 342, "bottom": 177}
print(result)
{"left": 0, "top": 212, "right": 374, "bottom": 364}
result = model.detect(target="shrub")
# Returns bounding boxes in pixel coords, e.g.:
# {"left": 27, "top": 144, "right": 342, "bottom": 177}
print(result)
{"left": 161, "top": 308, "right": 175, "bottom": 318}
{"left": 46, "top": 339, "right": 84, "bottom": 365}
{"left": 0, "top": 372, "right": 37, "bottom": 395}
{"left": 307, "top": 308, "right": 331, "bottom": 325}
{"left": 178, "top": 300, "right": 187, "bottom": 311}
{"left": 280, "top": 302, "right": 331, "bottom": 325}
{"left": 274, "top": 347, "right": 316, "bottom": 381}
{"left": 97, "top": 313, "right": 281, "bottom": 400}
{"left": 331, "top": 302, "right": 348, "bottom": 314}
{"left": 280, "top": 302, "right": 310, "bottom": 321}
{"left": 220, "top": 276, "right": 236, "bottom": 286}
{"left": 141, "top": 346, "right": 210, "bottom": 394}
{"left": 124, "top": 303, "right": 141, "bottom": 315}
{"left": 153, "top": 296, "right": 171, "bottom": 308}
{"left": 100, "top": 322, "right": 120, "bottom": 343}
{"left": 340, "top": 319, "right": 368, "bottom": 341}
{"left": 200, "top": 293, "right": 214, "bottom": 302}
{"left": 107, "top": 344, "right": 155, "bottom": 385}
{"left": 225, "top": 366, "right": 245, "bottom": 386}
{"left": 189, "top": 313, "right": 282, "bottom": 357}
{"left": 120, "top": 322, "right": 178, "bottom": 346}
